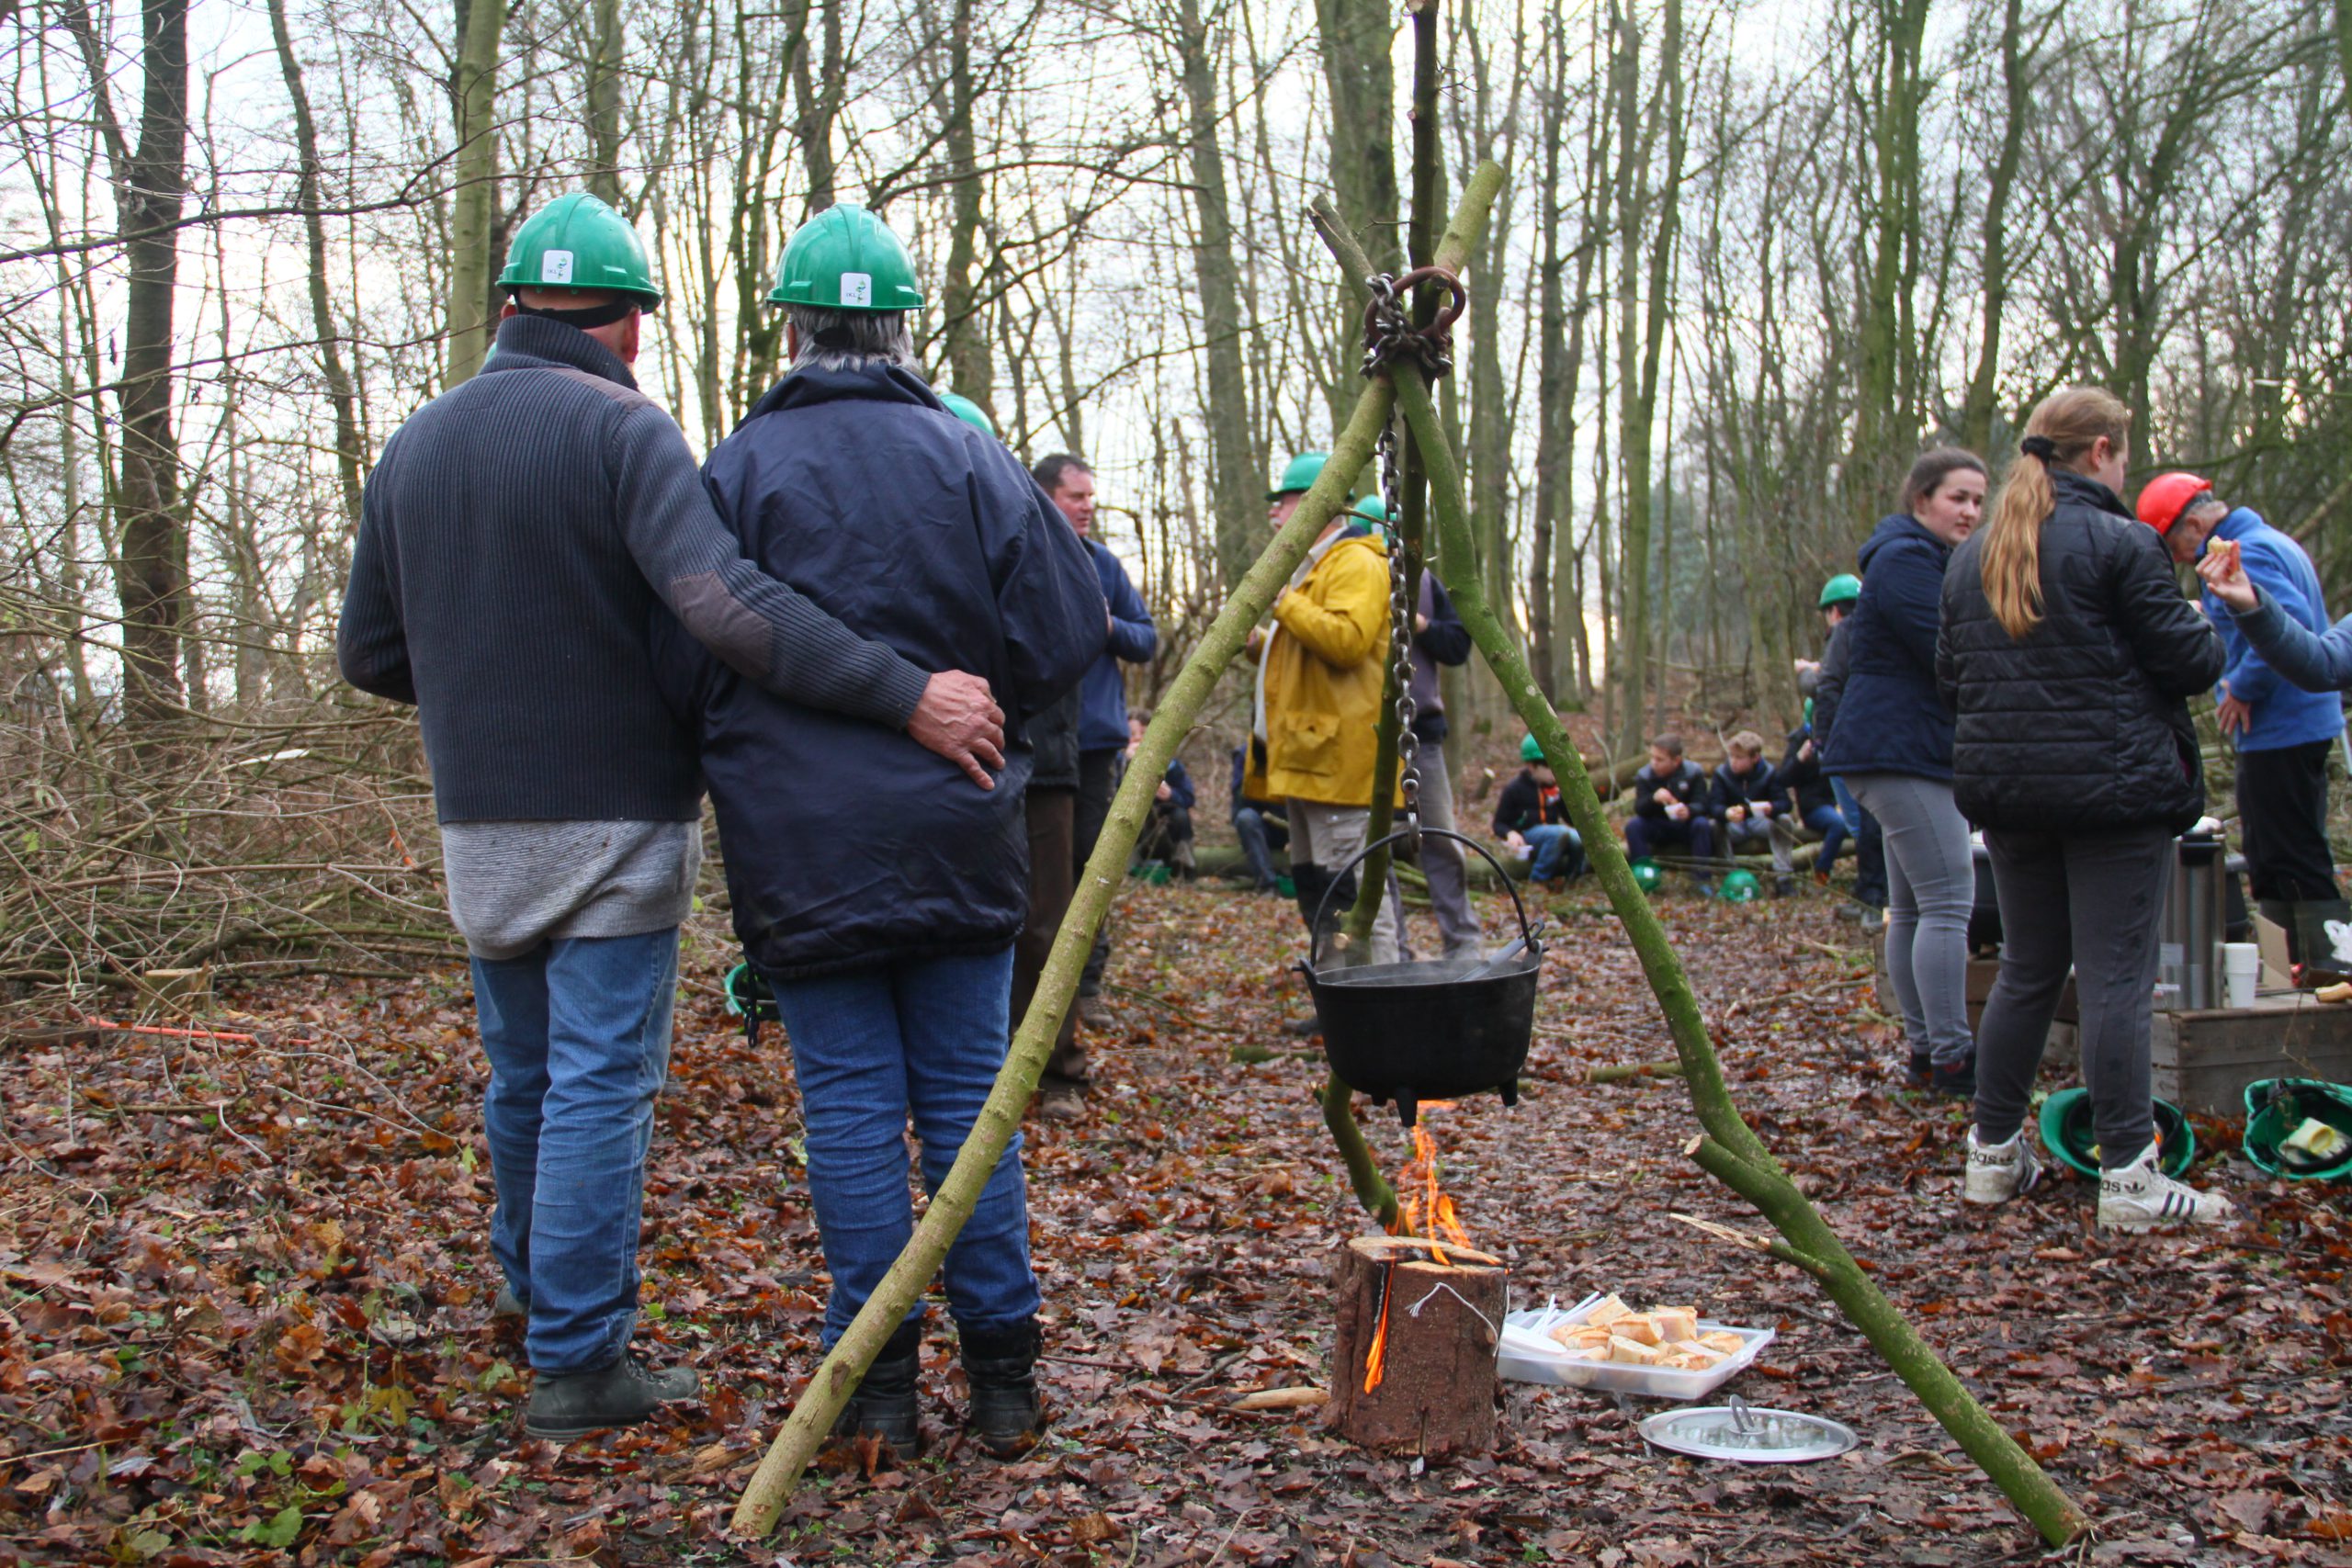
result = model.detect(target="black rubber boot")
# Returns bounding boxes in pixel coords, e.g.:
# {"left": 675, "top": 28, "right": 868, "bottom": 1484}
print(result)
{"left": 524, "top": 1352, "right": 700, "bottom": 1438}
{"left": 961, "top": 1321, "right": 1043, "bottom": 1459}
{"left": 829, "top": 1320, "right": 922, "bottom": 1452}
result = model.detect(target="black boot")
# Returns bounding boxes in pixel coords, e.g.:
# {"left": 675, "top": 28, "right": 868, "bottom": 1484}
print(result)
{"left": 524, "top": 1352, "right": 700, "bottom": 1439}
{"left": 961, "top": 1321, "right": 1042, "bottom": 1459}
{"left": 829, "top": 1320, "right": 922, "bottom": 1452}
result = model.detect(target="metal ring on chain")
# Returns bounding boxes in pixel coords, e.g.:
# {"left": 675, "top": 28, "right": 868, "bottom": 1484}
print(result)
{"left": 1358, "top": 266, "right": 1465, "bottom": 383}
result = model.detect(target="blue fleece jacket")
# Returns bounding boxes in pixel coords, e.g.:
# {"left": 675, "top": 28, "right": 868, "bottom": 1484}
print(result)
{"left": 2199, "top": 509, "right": 2344, "bottom": 750}
{"left": 1080, "top": 539, "right": 1157, "bottom": 751}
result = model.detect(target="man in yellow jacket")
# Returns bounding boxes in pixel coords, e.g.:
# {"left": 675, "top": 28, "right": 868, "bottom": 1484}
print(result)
{"left": 1248, "top": 454, "right": 1399, "bottom": 967}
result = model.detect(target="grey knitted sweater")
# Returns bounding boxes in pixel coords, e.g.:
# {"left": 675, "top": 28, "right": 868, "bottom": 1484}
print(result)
{"left": 338, "top": 314, "right": 931, "bottom": 822}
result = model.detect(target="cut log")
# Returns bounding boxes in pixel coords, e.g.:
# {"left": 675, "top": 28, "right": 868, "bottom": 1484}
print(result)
{"left": 1327, "top": 1235, "right": 1505, "bottom": 1457}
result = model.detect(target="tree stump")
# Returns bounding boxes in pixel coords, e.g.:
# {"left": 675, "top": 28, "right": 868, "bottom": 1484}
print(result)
{"left": 1327, "top": 1235, "right": 1506, "bottom": 1457}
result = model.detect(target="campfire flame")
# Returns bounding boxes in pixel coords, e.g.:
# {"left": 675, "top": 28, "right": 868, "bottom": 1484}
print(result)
{"left": 1364, "top": 1103, "right": 1474, "bottom": 1393}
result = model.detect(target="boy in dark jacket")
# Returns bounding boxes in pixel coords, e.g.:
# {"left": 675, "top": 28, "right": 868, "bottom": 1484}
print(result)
{"left": 1623, "top": 734, "right": 1715, "bottom": 888}
{"left": 1711, "top": 730, "right": 1797, "bottom": 895}
{"left": 1128, "top": 711, "right": 1195, "bottom": 873}
{"left": 1778, "top": 719, "right": 1849, "bottom": 883}
{"left": 1227, "top": 745, "right": 1289, "bottom": 891}
{"left": 1492, "top": 733, "right": 1583, "bottom": 883}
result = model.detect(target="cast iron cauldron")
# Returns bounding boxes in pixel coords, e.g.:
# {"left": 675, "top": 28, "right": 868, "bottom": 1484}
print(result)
{"left": 1300, "top": 828, "right": 1544, "bottom": 1126}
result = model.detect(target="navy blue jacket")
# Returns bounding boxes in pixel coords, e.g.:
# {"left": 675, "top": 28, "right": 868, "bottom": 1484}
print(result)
{"left": 1080, "top": 541, "right": 1156, "bottom": 751}
{"left": 1159, "top": 757, "right": 1195, "bottom": 810}
{"left": 1709, "top": 760, "right": 1789, "bottom": 820}
{"left": 657, "top": 363, "right": 1107, "bottom": 976}
{"left": 1778, "top": 727, "right": 1838, "bottom": 817}
{"left": 1825, "top": 514, "right": 1956, "bottom": 780}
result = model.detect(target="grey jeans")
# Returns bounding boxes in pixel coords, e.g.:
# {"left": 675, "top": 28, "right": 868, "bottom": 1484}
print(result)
{"left": 1412, "top": 742, "right": 1486, "bottom": 958}
{"left": 1288, "top": 800, "right": 1401, "bottom": 966}
{"left": 1973, "top": 826, "right": 2169, "bottom": 1168}
{"left": 1846, "top": 773, "right": 1974, "bottom": 1067}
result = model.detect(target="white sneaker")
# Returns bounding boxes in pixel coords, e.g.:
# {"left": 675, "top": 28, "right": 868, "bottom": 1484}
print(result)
{"left": 2097, "top": 1141, "right": 2235, "bottom": 1232}
{"left": 1962, "top": 1126, "right": 2043, "bottom": 1207}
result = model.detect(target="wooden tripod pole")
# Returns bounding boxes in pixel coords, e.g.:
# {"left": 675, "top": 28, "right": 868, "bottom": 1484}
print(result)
{"left": 1310, "top": 197, "right": 2088, "bottom": 1549}
{"left": 729, "top": 169, "right": 1509, "bottom": 1538}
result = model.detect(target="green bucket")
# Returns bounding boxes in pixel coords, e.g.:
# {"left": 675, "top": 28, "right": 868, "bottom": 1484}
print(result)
{"left": 2243, "top": 1078, "right": 2352, "bottom": 1180}
{"left": 2038, "top": 1088, "right": 2194, "bottom": 1179}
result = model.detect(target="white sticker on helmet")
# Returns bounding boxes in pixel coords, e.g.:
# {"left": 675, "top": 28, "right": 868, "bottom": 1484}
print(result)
{"left": 543, "top": 249, "right": 575, "bottom": 284}
{"left": 841, "top": 271, "right": 873, "bottom": 307}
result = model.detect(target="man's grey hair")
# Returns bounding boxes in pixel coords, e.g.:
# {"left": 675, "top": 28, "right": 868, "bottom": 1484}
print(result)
{"left": 785, "top": 304, "right": 917, "bottom": 373}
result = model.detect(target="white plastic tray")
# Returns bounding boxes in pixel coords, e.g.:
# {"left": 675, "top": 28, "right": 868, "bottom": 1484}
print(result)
{"left": 1498, "top": 1292, "right": 1775, "bottom": 1401}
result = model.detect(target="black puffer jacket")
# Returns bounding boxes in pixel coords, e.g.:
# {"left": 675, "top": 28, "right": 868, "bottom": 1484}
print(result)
{"left": 1937, "top": 468, "right": 2224, "bottom": 835}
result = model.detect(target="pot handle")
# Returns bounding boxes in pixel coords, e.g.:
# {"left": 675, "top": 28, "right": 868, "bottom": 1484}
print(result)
{"left": 1305, "top": 826, "right": 1541, "bottom": 971}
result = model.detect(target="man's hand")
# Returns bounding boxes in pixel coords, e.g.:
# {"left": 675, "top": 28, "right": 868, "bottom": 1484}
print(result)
{"left": 1415, "top": 612, "right": 1430, "bottom": 633}
{"left": 1653, "top": 787, "right": 1675, "bottom": 807}
{"left": 1505, "top": 831, "right": 1528, "bottom": 855}
{"left": 1245, "top": 626, "right": 1267, "bottom": 657}
{"left": 1156, "top": 780, "right": 1172, "bottom": 802}
{"left": 1799, "top": 738, "right": 1815, "bottom": 761}
{"left": 1755, "top": 802, "right": 1773, "bottom": 818}
{"left": 1668, "top": 804, "right": 1690, "bottom": 822}
{"left": 1794, "top": 658, "right": 1819, "bottom": 679}
{"left": 2198, "top": 539, "right": 2257, "bottom": 612}
{"left": 1725, "top": 804, "right": 1747, "bottom": 823}
{"left": 907, "top": 671, "right": 1005, "bottom": 789}
{"left": 2217, "top": 689, "right": 2253, "bottom": 737}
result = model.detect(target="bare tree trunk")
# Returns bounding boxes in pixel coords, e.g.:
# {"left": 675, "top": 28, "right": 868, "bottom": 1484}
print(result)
{"left": 1173, "top": 0, "right": 1262, "bottom": 591}
{"left": 1849, "top": 0, "right": 1928, "bottom": 525}
{"left": 268, "top": 0, "right": 366, "bottom": 535}
{"left": 585, "top": 0, "right": 625, "bottom": 203}
{"left": 938, "top": 0, "right": 994, "bottom": 412}
{"left": 109, "top": 0, "right": 193, "bottom": 725}
{"left": 443, "top": 0, "right": 508, "bottom": 385}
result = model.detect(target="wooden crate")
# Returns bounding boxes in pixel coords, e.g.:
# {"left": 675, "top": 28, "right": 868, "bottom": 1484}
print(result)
{"left": 1871, "top": 939, "right": 2078, "bottom": 1032}
{"left": 2152, "top": 993, "right": 2352, "bottom": 1118}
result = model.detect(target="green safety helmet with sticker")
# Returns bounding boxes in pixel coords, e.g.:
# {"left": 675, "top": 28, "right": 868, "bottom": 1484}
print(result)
{"left": 769, "top": 203, "right": 925, "bottom": 312}
{"left": 1269, "top": 451, "right": 1329, "bottom": 500}
{"left": 1521, "top": 733, "right": 1544, "bottom": 763}
{"left": 2242, "top": 1077, "right": 2352, "bottom": 1180}
{"left": 1719, "top": 868, "right": 1763, "bottom": 903}
{"left": 1818, "top": 573, "right": 1862, "bottom": 610}
{"left": 496, "top": 192, "right": 662, "bottom": 308}
{"left": 939, "top": 390, "right": 995, "bottom": 435}
{"left": 1630, "top": 859, "right": 1664, "bottom": 895}
{"left": 2039, "top": 1087, "right": 2194, "bottom": 1179}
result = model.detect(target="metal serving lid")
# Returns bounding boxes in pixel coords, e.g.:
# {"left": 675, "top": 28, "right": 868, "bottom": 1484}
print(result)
{"left": 1639, "top": 1396, "right": 1858, "bottom": 1463}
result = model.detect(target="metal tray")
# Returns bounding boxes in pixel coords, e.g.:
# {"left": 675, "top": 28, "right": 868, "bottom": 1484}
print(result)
{"left": 1498, "top": 1292, "right": 1775, "bottom": 1401}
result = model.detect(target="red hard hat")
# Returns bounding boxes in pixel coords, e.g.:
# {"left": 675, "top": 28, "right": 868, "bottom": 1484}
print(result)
{"left": 2135, "top": 472, "right": 2212, "bottom": 535}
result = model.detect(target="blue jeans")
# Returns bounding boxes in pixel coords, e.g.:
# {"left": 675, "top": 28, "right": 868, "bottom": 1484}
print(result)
{"left": 1521, "top": 823, "right": 1582, "bottom": 881}
{"left": 474, "top": 928, "right": 679, "bottom": 1373}
{"left": 1803, "top": 803, "right": 1848, "bottom": 869}
{"left": 768, "top": 948, "right": 1039, "bottom": 1345}
{"left": 1233, "top": 806, "right": 1289, "bottom": 888}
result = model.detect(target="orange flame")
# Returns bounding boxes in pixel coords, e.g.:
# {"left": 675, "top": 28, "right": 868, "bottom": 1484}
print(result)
{"left": 1363, "top": 1104, "right": 1476, "bottom": 1393}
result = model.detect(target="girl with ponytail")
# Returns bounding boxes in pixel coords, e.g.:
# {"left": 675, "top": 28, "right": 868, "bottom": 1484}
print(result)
{"left": 1937, "top": 386, "right": 2234, "bottom": 1231}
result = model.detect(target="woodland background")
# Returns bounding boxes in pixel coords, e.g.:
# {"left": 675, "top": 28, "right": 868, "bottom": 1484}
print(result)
{"left": 3, "top": 0, "right": 2352, "bottom": 987}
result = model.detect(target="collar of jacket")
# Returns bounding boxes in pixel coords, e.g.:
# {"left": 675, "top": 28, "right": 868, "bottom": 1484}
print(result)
{"left": 741, "top": 360, "right": 945, "bottom": 425}
{"left": 1860, "top": 511, "right": 1949, "bottom": 570}
{"left": 484, "top": 312, "right": 639, "bottom": 390}
{"left": 2207, "top": 506, "right": 2267, "bottom": 548}
{"left": 2046, "top": 467, "right": 2132, "bottom": 521}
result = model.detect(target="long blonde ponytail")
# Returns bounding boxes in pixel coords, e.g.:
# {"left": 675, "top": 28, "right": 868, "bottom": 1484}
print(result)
{"left": 1982, "top": 387, "right": 2133, "bottom": 640}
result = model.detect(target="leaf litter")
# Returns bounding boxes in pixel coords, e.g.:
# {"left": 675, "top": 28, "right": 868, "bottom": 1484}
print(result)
{"left": 0, "top": 874, "right": 2346, "bottom": 1565}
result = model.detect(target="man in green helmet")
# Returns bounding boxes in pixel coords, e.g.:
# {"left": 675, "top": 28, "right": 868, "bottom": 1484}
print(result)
{"left": 339, "top": 192, "right": 1009, "bottom": 1441}
{"left": 655, "top": 202, "right": 1104, "bottom": 1461}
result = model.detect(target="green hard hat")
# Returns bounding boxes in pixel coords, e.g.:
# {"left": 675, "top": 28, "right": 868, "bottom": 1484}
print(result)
{"left": 497, "top": 192, "right": 662, "bottom": 309}
{"left": 722, "top": 962, "right": 778, "bottom": 1022}
{"left": 769, "top": 203, "right": 924, "bottom": 312}
{"left": 1630, "top": 858, "right": 1664, "bottom": 894}
{"left": 1720, "top": 868, "right": 1763, "bottom": 903}
{"left": 1349, "top": 493, "right": 1388, "bottom": 525}
{"left": 1269, "top": 451, "right": 1329, "bottom": 500}
{"left": 2243, "top": 1077, "right": 2352, "bottom": 1180}
{"left": 1819, "top": 573, "right": 1862, "bottom": 609}
{"left": 939, "top": 390, "right": 995, "bottom": 435}
{"left": 2039, "top": 1088, "right": 2194, "bottom": 1179}
{"left": 1521, "top": 733, "right": 1544, "bottom": 763}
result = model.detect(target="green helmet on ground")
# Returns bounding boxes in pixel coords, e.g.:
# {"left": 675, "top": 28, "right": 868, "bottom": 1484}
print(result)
{"left": 1630, "top": 859, "right": 1664, "bottom": 895}
{"left": 1818, "top": 573, "right": 1861, "bottom": 610}
{"left": 939, "top": 391, "right": 995, "bottom": 435}
{"left": 497, "top": 192, "right": 662, "bottom": 309}
{"left": 2040, "top": 1088, "right": 2194, "bottom": 1178}
{"left": 1719, "top": 868, "right": 1762, "bottom": 903}
{"left": 1520, "top": 733, "right": 1544, "bottom": 763}
{"left": 769, "top": 204, "right": 924, "bottom": 312}
{"left": 1269, "top": 451, "right": 1329, "bottom": 500}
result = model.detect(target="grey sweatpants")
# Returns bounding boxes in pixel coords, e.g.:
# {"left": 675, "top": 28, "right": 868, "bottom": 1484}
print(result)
{"left": 1973, "top": 826, "right": 2168, "bottom": 1168}
{"left": 1412, "top": 743, "right": 1486, "bottom": 958}
{"left": 1846, "top": 773, "right": 1974, "bottom": 1067}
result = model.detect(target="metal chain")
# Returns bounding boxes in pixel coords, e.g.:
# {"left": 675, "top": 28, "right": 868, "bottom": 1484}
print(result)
{"left": 1377, "top": 402, "right": 1419, "bottom": 840}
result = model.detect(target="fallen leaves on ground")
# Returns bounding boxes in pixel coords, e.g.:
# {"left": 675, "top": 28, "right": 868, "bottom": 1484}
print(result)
{"left": 0, "top": 870, "right": 2346, "bottom": 1565}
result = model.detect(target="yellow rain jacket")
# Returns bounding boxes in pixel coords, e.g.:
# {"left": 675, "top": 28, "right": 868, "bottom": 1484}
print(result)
{"left": 1250, "top": 531, "right": 1397, "bottom": 807}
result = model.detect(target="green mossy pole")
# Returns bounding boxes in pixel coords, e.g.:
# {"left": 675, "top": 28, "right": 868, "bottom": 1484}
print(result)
{"left": 730, "top": 171, "right": 1510, "bottom": 1540}
{"left": 1312, "top": 196, "right": 2088, "bottom": 1550}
